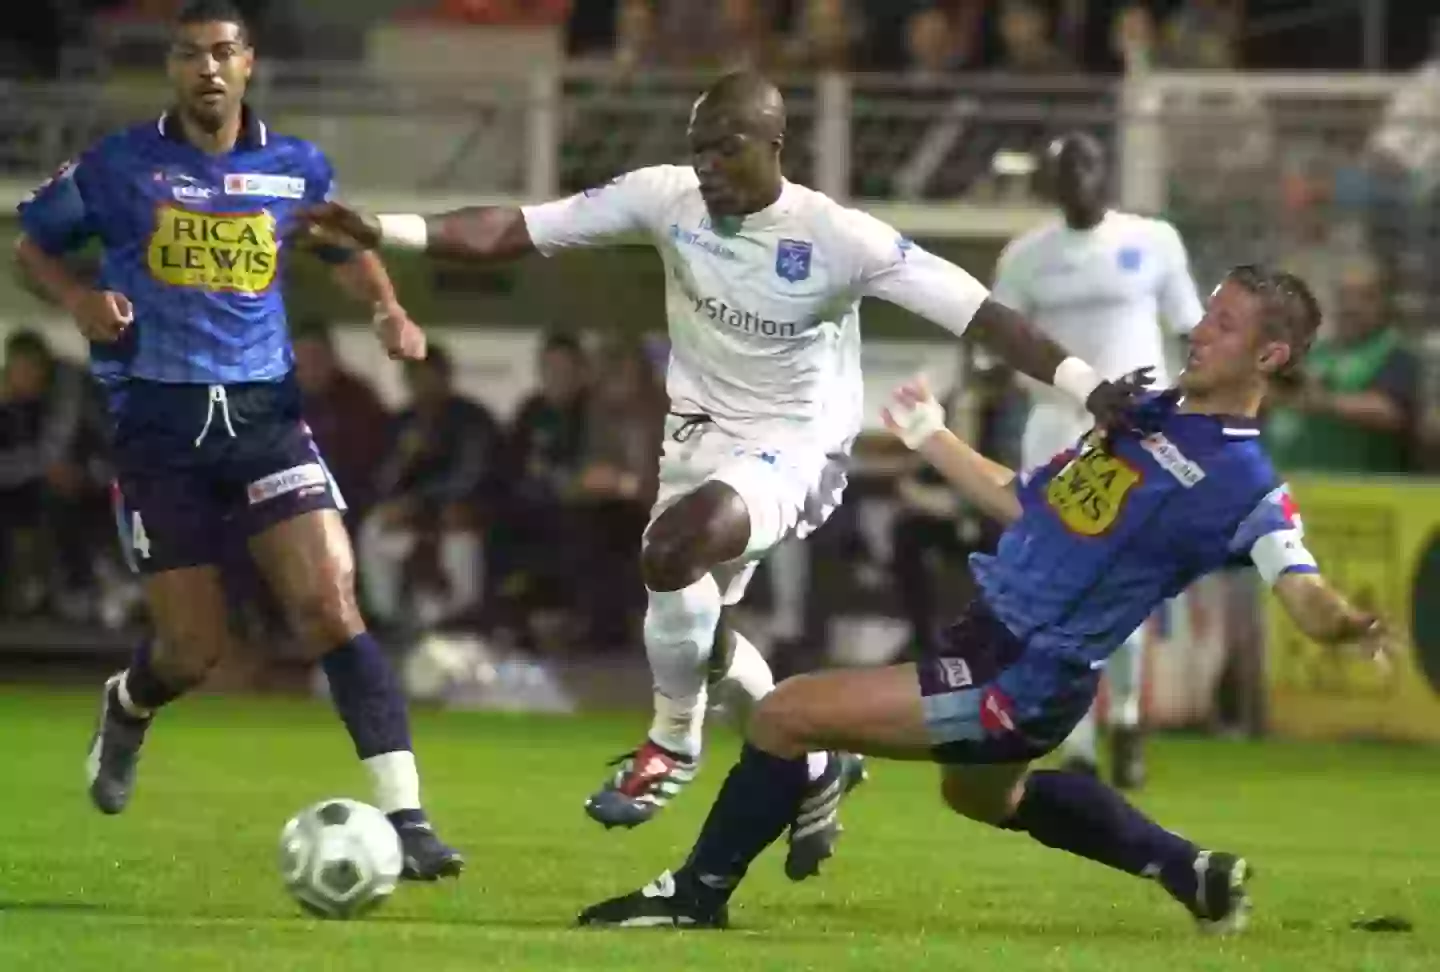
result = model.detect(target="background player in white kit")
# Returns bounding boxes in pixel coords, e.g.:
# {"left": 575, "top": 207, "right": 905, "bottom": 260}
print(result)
{"left": 297, "top": 73, "right": 1151, "bottom": 877}
{"left": 992, "top": 133, "right": 1205, "bottom": 787}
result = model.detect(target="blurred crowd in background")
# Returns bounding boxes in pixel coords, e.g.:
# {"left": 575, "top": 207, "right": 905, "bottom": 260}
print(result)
{"left": 2, "top": 1, "right": 1436, "bottom": 80}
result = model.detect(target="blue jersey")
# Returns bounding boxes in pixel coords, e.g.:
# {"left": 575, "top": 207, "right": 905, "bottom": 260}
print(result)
{"left": 17, "top": 109, "right": 347, "bottom": 386}
{"left": 974, "top": 391, "right": 1317, "bottom": 669}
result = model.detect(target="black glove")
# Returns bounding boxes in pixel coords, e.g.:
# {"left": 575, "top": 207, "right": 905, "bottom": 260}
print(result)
{"left": 1084, "top": 366, "right": 1157, "bottom": 432}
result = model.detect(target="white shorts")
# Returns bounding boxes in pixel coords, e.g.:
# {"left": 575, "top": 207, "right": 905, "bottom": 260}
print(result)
{"left": 646, "top": 414, "right": 849, "bottom": 605}
{"left": 1021, "top": 402, "right": 1095, "bottom": 473}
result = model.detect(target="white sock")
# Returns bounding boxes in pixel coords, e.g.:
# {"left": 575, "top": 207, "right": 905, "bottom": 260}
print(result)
{"left": 1107, "top": 629, "right": 1146, "bottom": 729}
{"left": 649, "top": 688, "right": 708, "bottom": 759}
{"left": 644, "top": 574, "right": 723, "bottom": 697}
{"left": 806, "top": 750, "right": 830, "bottom": 782}
{"left": 358, "top": 518, "right": 414, "bottom": 624}
{"left": 713, "top": 629, "right": 776, "bottom": 727}
{"left": 643, "top": 574, "right": 723, "bottom": 756}
{"left": 363, "top": 750, "right": 421, "bottom": 814}
{"left": 1063, "top": 705, "right": 1099, "bottom": 765}
{"left": 439, "top": 530, "right": 483, "bottom": 615}
{"left": 768, "top": 538, "right": 808, "bottom": 641}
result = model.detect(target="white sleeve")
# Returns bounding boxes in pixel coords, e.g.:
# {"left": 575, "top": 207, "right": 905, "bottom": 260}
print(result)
{"left": 520, "top": 166, "right": 675, "bottom": 255}
{"left": 1228, "top": 484, "right": 1320, "bottom": 587}
{"left": 990, "top": 240, "right": 1031, "bottom": 314}
{"left": 1154, "top": 221, "right": 1204, "bottom": 336}
{"left": 851, "top": 211, "right": 990, "bottom": 337}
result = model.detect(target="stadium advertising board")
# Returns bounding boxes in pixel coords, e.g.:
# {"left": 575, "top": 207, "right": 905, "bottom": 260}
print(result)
{"left": 1264, "top": 476, "right": 1440, "bottom": 742}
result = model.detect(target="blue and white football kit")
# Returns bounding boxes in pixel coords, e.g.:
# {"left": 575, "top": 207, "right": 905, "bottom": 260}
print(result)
{"left": 918, "top": 392, "right": 1314, "bottom": 763}
{"left": 18, "top": 109, "right": 349, "bottom": 573}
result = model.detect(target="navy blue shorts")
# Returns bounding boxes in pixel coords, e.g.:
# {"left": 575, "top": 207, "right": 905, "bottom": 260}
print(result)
{"left": 916, "top": 599, "right": 1101, "bottom": 765}
{"left": 106, "top": 376, "right": 345, "bottom": 575}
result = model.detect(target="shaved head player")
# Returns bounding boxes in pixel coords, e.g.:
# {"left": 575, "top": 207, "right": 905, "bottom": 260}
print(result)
{"left": 298, "top": 71, "right": 1151, "bottom": 880}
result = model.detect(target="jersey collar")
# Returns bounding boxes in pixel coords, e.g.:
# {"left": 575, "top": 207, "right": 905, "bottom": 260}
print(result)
{"left": 731, "top": 179, "right": 796, "bottom": 232}
{"left": 1169, "top": 393, "right": 1262, "bottom": 439}
{"left": 1216, "top": 416, "right": 1261, "bottom": 439}
{"left": 157, "top": 105, "right": 267, "bottom": 151}
{"left": 1061, "top": 209, "right": 1113, "bottom": 234}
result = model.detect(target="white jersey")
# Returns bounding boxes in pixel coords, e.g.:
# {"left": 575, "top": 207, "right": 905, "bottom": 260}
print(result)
{"left": 522, "top": 165, "right": 989, "bottom": 456}
{"left": 994, "top": 210, "right": 1203, "bottom": 413}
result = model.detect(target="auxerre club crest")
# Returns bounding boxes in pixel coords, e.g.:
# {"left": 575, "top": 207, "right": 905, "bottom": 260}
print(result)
{"left": 146, "top": 205, "right": 279, "bottom": 294}
{"left": 775, "top": 238, "right": 812, "bottom": 282}
{"left": 1045, "top": 437, "right": 1141, "bottom": 537}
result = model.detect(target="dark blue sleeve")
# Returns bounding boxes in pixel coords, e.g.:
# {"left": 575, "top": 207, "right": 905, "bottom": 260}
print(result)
{"left": 302, "top": 144, "right": 353, "bottom": 266}
{"left": 17, "top": 153, "right": 103, "bottom": 256}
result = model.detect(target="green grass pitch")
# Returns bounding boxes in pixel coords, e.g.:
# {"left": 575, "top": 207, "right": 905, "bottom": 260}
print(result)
{"left": 0, "top": 687, "right": 1435, "bottom": 971}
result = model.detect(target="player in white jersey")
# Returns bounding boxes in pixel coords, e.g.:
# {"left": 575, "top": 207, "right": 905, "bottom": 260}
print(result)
{"left": 992, "top": 133, "right": 1205, "bottom": 787}
{"left": 296, "top": 73, "right": 1152, "bottom": 877}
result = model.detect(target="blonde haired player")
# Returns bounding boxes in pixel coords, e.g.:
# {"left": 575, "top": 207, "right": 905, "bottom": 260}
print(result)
{"left": 993, "top": 133, "right": 1205, "bottom": 786}
{"left": 297, "top": 73, "right": 1152, "bottom": 879}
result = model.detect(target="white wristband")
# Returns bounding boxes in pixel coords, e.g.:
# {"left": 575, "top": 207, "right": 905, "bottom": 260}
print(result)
{"left": 377, "top": 213, "right": 428, "bottom": 251}
{"left": 1053, "top": 356, "right": 1103, "bottom": 405}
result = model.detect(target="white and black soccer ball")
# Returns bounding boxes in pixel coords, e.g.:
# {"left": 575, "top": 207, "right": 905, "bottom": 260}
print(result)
{"left": 278, "top": 798, "right": 403, "bottom": 919}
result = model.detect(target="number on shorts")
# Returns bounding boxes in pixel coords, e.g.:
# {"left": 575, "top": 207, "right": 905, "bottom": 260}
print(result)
{"left": 131, "top": 511, "right": 152, "bottom": 559}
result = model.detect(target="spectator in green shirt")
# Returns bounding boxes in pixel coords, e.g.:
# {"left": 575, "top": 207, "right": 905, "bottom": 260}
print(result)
{"left": 1264, "top": 257, "right": 1419, "bottom": 473}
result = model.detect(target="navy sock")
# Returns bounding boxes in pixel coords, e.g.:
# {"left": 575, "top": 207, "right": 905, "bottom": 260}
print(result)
{"left": 321, "top": 633, "right": 413, "bottom": 759}
{"left": 675, "top": 742, "right": 809, "bottom": 911}
{"left": 387, "top": 808, "right": 428, "bottom": 829}
{"left": 121, "top": 640, "right": 185, "bottom": 714}
{"left": 1003, "top": 769, "right": 1200, "bottom": 902}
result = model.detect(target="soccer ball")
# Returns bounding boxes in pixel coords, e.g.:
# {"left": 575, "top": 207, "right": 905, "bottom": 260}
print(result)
{"left": 278, "top": 798, "right": 403, "bottom": 919}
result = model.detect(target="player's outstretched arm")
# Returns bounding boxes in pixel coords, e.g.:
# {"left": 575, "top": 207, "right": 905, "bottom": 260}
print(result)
{"left": 967, "top": 299, "right": 1155, "bottom": 427}
{"left": 1238, "top": 491, "right": 1393, "bottom": 664}
{"left": 1272, "top": 571, "right": 1392, "bottom": 664}
{"left": 414, "top": 206, "right": 537, "bottom": 263}
{"left": 881, "top": 378, "right": 1022, "bottom": 525}
{"left": 297, "top": 202, "right": 536, "bottom": 264}
{"left": 858, "top": 233, "right": 1151, "bottom": 426}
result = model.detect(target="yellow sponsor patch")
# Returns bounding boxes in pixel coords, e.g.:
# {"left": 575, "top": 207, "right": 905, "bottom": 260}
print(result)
{"left": 1045, "top": 445, "right": 1141, "bottom": 536}
{"left": 146, "top": 205, "right": 278, "bottom": 293}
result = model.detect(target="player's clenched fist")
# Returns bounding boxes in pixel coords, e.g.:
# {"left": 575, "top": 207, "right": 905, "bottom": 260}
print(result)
{"left": 296, "top": 202, "right": 383, "bottom": 251}
{"left": 882, "top": 376, "right": 947, "bottom": 450}
{"left": 66, "top": 289, "right": 133, "bottom": 343}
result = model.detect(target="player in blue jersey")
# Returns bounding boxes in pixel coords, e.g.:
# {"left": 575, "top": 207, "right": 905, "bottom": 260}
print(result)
{"left": 577, "top": 265, "right": 1392, "bottom": 933}
{"left": 12, "top": 0, "right": 461, "bottom": 880}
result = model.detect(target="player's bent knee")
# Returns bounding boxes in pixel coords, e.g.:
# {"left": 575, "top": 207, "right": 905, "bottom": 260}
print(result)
{"left": 283, "top": 572, "right": 365, "bottom": 655}
{"left": 254, "top": 510, "right": 367, "bottom": 653}
{"left": 939, "top": 768, "right": 1026, "bottom": 826}
{"left": 143, "top": 569, "right": 233, "bottom": 686}
{"left": 746, "top": 677, "right": 811, "bottom": 754}
{"left": 641, "top": 483, "right": 750, "bottom": 592}
{"left": 639, "top": 533, "right": 695, "bottom": 593}
{"left": 149, "top": 636, "right": 224, "bottom": 689}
